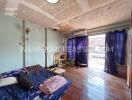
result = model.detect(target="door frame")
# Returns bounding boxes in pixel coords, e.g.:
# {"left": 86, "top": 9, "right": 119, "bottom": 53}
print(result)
{"left": 127, "top": 11, "right": 132, "bottom": 99}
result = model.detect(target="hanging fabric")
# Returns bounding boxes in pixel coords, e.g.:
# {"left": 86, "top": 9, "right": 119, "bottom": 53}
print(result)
{"left": 67, "top": 38, "right": 76, "bottom": 61}
{"left": 105, "top": 31, "right": 117, "bottom": 75}
{"left": 105, "top": 29, "right": 127, "bottom": 75}
{"left": 67, "top": 36, "right": 88, "bottom": 66}
{"left": 75, "top": 36, "right": 88, "bottom": 65}
{"left": 116, "top": 29, "right": 127, "bottom": 64}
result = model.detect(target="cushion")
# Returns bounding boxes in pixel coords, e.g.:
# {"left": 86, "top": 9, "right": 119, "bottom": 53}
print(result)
{"left": 24, "top": 65, "right": 43, "bottom": 75}
{"left": 16, "top": 72, "right": 33, "bottom": 90}
{"left": 0, "top": 77, "right": 18, "bottom": 87}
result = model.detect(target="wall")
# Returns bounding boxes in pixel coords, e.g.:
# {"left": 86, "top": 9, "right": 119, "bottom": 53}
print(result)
{"left": 66, "top": 21, "right": 129, "bottom": 38}
{"left": 25, "top": 22, "right": 45, "bottom": 67}
{"left": 25, "top": 24, "right": 65, "bottom": 67}
{"left": 0, "top": 13, "right": 65, "bottom": 73}
{"left": 47, "top": 29, "right": 65, "bottom": 67}
{"left": 0, "top": 13, "right": 23, "bottom": 73}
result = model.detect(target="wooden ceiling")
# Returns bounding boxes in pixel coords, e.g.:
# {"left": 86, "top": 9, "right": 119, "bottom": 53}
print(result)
{"left": 0, "top": 0, "right": 132, "bottom": 34}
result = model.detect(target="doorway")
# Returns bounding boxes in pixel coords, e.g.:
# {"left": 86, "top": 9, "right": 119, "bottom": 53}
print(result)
{"left": 88, "top": 34, "right": 105, "bottom": 70}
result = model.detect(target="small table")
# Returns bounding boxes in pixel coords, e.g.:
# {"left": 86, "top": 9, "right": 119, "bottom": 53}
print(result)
{"left": 51, "top": 67, "right": 66, "bottom": 76}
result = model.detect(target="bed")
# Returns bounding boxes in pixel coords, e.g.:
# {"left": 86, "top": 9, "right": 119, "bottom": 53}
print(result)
{"left": 0, "top": 65, "right": 71, "bottom": 100}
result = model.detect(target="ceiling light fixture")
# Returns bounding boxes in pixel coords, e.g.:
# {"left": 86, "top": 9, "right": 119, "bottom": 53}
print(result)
{"left": 46, "top": 0, "right": 59, "bottom": 4}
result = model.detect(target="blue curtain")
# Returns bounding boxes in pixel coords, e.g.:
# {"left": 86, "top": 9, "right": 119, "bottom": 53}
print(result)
{"left": 105, "top": 31, "right": 117, "bottom": 75}
{"left": 75, "top": 36, "right": 88, "bottom": 65}
{"left": 105, "top": 29, "right": 127, "bottom": 75}
{"left": 116, "top": 30, "right": 127, "bottom": 64}
{"left": 67, "top": 38, "right": 75, "bottom": 61}
{"left": 67, "top": 36, "right": 88, "bottom": 65}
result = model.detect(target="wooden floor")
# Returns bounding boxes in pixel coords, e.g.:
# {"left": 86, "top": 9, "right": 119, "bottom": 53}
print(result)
{"left": 62, "top": 66, "right": 130, "bottom": 100}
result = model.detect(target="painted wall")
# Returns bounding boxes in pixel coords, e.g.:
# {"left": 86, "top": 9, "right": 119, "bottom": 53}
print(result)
{"left": 0, "top": 13, "right": 65, "bottom": 73}
{"left": 25, "top": 24, "right": 65, "bottom": 67}
{"left": 25, "top": 22, "right": 45, "bottom": 67}
{"left": 47, "top": 29, "right": 65, "bottom": 67}
{"left": 0, "top": 13, "right": 23, "bottom": 73}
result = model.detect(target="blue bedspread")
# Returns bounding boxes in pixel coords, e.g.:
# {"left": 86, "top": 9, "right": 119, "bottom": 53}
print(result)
{"left": 0, "top": 68, "right": 71, "bottom": 100}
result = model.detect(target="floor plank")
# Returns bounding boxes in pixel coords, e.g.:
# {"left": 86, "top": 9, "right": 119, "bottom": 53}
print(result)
{"left": 62, "top": 66, "right": 130, "bottom": 100}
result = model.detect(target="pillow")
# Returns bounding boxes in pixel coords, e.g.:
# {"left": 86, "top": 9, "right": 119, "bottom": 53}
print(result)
{"left": 24, "top": 65, "right": 43, "bottom": 75}
{"left": 16, "top": 72, "right": 33, "bottom": 90}
{"left": 0, "top": 77, "right": 18, "bottom": 87}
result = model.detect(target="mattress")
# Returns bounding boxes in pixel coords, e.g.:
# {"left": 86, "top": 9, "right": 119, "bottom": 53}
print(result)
{"left": 0, "top": 65, "right": 71, "bottom": 100}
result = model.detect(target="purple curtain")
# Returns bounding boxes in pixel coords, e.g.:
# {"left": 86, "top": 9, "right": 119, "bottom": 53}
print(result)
{"left": 67, "top": 38, "right": 75, "bottom": 61}
{"left": 67, "top": 36, "right": 88, "bottom": 65}
{"left": 105, "top": 29, "right": 127, "bottom": 75}
{"left": 116, "top": 30, "right": 127, "bottom": 64}
{"left": 75, "top": 36, "right": 88, "bottom": 65}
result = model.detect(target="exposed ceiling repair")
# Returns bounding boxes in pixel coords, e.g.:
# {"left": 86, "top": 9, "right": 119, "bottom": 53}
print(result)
{"left": 0, "top": 0, "right": 132, "bottom": 34}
